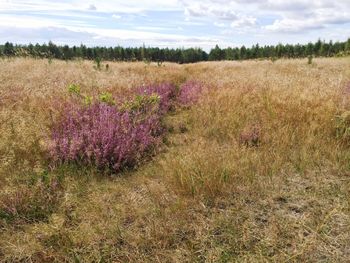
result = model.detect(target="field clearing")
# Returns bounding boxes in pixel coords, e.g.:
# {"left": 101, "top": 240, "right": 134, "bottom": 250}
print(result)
{"left": 0, "top": 57, "right": 350, "bottom": 262}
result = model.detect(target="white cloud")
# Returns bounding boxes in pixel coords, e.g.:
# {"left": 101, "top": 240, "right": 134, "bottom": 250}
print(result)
{"left": 261, "top": 0, "right": 335, "bottom": 11}
{"left": 0, "top": 24, "right": 233, "bottom": 51}
{"left": 0, "top": 0, "right": 180, "bottom": 13}
{"left": 183, "top": 1, "right": 258, "bottom": 31}
{"left": 0, "top": 26, "right": 95, "bottom": 45}
{"left": 264, "top": 5, "right": 350, "bottom": 33}
{"left": 182, "top": 0, "right": 350, "bottom": 34}
{"left": 0, "top": 0, "right": 349, "bottom": 49}
{"left": 264, "top": 19, "right": 324, "bottom": 33}
{"left": 112, "top": 14, "right": 122, "bottom": 19}
{"left": 0, "top": 14, "right": 59, "bottom": 28}
{"left": 184, "top": 1, "right": 250, "bottom": 21}
{"left": 214, "top": 22, "right": 226, "bottom": 27}
{"left": 87, "top": 4, "right": 96, "bottom": 11}
{"left": 230, "top": 16, "right": 257, "bottom": 28}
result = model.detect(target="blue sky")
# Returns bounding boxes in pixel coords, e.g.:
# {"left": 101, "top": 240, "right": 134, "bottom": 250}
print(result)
{"left": 0, "top": 0, "right": 349, "bottom": 50}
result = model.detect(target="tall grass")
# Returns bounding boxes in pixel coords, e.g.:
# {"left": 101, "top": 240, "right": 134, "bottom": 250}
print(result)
{"left": 0, "top": 58, "right": 350, "bottom": 262}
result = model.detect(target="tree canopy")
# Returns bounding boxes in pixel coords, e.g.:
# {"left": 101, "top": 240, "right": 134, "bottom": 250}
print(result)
{"left": 0, "top": 38, "right": 349, "bottom": 63}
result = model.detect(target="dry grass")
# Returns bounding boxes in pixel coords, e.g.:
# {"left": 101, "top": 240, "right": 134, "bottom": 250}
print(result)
{"left": 0, "top": 57, "right": 350, "bottom": 262}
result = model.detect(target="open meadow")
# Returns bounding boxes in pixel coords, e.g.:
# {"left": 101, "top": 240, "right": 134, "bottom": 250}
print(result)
{"left": 0, "top": 57, "right": 350, "bottom": 262}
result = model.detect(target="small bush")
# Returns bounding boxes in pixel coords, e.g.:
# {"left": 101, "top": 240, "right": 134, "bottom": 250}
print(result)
{"left": 308, "top": 55, "right": 313, "bottom": 65}
{"left": 94, "top": 57, "right": 102, "bottom": 70}
{"left": 121, "top": 94, "right": 160, "bottom": 113}
{"left": 49, "top": 82, "right": 200, "bottom": 173}
{"left": 84, "top": 95, "right": 93, "bottom": 105}
{"left": 135, "top": 83, "right": 177, "bottom": 114}
{"left": 49, "top": 98, "right": 164, "bottom": 172}
{"left": 68, "top": 83, "right": 81, "bottom": 95}
{"left": 99, "top": 92, "right": 115, "bottom": 105}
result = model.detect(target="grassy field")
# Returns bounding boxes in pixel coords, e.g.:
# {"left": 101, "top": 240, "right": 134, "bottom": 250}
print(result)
{"left": 0, "top": 57, "right": 350, "bottom": 262}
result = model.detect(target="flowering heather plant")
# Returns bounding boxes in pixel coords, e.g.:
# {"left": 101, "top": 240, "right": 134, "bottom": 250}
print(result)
{"left": 49, "top": 81, "right": 202, "bottom": 173}
{"left": 177, "top": 81, "right": 203, "bottom": 106}
{"left": 135, "top": 83, "right": 177, "bottom": 114}
{"left": 49, "top": 102, "right": 162, "bottom": 172}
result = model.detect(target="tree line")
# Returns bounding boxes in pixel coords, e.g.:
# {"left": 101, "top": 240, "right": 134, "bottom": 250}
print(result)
{"left": 1, "top": 38, "right": 349, "bottom": 63}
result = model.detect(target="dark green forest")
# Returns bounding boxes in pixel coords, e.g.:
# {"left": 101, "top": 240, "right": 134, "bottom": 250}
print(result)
{"left": 1, "top": 38, "right": 349, "bottom": 63}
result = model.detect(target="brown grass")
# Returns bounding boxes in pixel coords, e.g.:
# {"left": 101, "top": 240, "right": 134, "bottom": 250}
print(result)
{"left": 0, "top": 57, "right": 350, "bottom": 262}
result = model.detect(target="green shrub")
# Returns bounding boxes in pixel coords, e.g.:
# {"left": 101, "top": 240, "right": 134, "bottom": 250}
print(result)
{"left": 121, "top": 94, "right": 160, "bottom": 112}
{"left": 68, "top": 83, "right": 81, "bottom": 95}
{"left": 99, "top": 92, "right": 115, "bottom": 105}
{"left": 94, "top": 57, "right": 102, "bottom": 70}
{"left": 84, "top": 95, "right": 93, "bottom": 105}
{"left": 308, "top": 55, "right": 313, "bottom": 65}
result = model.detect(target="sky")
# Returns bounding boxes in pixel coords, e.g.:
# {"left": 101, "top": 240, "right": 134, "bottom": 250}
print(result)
{"left": 0, "top": 0, "right": 349, "bottom": 50}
